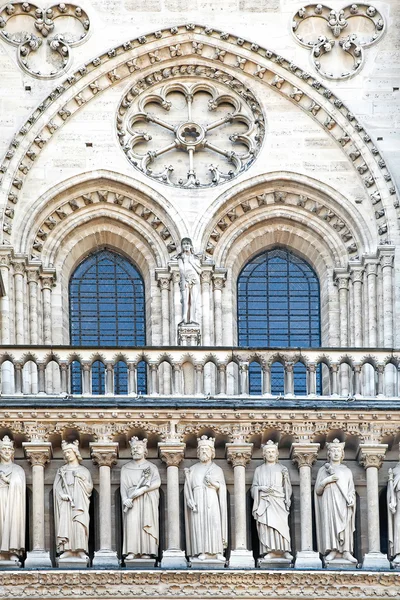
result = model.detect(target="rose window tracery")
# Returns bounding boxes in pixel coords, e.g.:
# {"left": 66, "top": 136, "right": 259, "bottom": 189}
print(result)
{"left": 117, "top": 79, "right": 265, "bottom": 188}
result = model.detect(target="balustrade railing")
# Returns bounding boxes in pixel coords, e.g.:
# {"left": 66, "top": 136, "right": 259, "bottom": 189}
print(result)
{"left": 0, "top": 346, "right": 399, "bottom": 398}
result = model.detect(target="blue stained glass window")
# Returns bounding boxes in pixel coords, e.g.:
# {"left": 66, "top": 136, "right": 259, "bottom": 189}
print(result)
{"left": 69, "top": 249, "right": 146, "bottom": 394}
{"left": 238, "top": 248, "right": 321, "bottom": 395}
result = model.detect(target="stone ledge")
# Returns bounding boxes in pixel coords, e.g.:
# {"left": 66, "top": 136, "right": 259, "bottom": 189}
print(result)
{"left": 1, "top": 569, "right": 399, "bottom": 598}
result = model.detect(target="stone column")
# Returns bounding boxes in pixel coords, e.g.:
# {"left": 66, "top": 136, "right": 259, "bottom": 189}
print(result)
{"left": 291, "top": 442, "right": 322, "bottom": 569}
{"left": 201, "top": 269, "right": 212, "bottom": 345}
{"left": 0, "top": 253, "right": 11, "bottom": 344}
{"left": 41, "top": 275, "right": 54, "bottom": 344}
{"left": 156, "top": 272, "right": 171, "bottom": 345}
{"left": 23, "top": 442, "right": 52, "bottom": 568}
{"left": 359, "top": 443, "right": 390, "bottom": 569}
{"left": 380, "top": 253, "right": 394, "bottom": 347}
{"left": 90, "top": 442, "right": 119, "bottom": 568}
{"left": 366, "top": 262, "right": 378, "bottom": 347}
{"left": 27, "top": 269, "right": 40, "bottom": 344}
{"left": 159, "top": 442, "right": 187, "bottom": 568}
{"left": 213, "top": 274, "right": 225, "bottom": 345}
{"left": 226, "top": 443, "right": 254, "bottom": 568}
{"left": 13, "top": 260, "right": 25, "bottom": 344}
{"left": 171, "top": 270, "right": 181, "bottom": 344}
{"left": 335, "top": 274, "right": 350, "bottom": 395}
{"left": 350, "top": 268, "right": 363, "bottom": 347}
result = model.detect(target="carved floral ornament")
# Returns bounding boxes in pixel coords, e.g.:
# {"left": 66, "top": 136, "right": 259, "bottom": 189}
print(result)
{"left": 0, "top": 1, "right": 90, "bottom": 78}
{"left": 117, "top": 79, "right": 265, "bottom": 188}
{"left": 291, "top": 3, "right": 385, "bottom": 80}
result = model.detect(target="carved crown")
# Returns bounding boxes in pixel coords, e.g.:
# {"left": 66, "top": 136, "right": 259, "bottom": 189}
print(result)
{"left": 129, "top": 436, "right": 148, "bottom": 450}
{"left": 197, "top": 435, "right": 215, "bottom": 448}
{"left": 0, "top": 435, "right": 14, "bottom": 449}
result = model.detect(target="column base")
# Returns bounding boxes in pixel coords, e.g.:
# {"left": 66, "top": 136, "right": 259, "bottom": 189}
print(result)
{"left": 362, "top": 552, "right": 390, "bottom": 570}
{"left": 258, "top": 556, "right": 292, "bottom": 569}
{"left": 124, "top": 557, "right": 157, "bottom": 569}
{"left": 294, "top": 551, "right": 322, "bottom": 570}
{"left": 0, "top": 558, "right": 21, "bottom": 569}
{"left": 161, "top": 549, "right": 188, "bottom": 569}
{"left": 92, "top": 549, "right": 119, "bottom": 569}
{"left": 25, "top": 550, "right": 52, "bottom": 569}
{"left": 228, "top": 549, "right": 255, "bottom": 569}
{"left": 56, "top": 554, "right": 89, "bottom": 569}
{"left": 190, "top": 556, "right": 226, "bottom": 569}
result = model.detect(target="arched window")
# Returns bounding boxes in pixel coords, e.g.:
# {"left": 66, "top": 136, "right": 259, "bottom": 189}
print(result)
{"left": 238, "top": 247, "right": 320, "bottom": 395}
{"left": 69, "top": 249, "right": 146, "bottom": 394}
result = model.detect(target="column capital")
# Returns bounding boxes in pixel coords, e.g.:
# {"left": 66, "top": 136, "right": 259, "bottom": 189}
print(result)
{"left": 291, "top": 442, "right": 320, "bottom": 468}
{"left": 201, "top": 268, "right": 213, "bottom": 284}
{"left": 380, "top": 254, "right": 394, "bottom": 269}
{"left": 226, "top": 443, "right": 253, "bottom": 467}
{"left": 334, "top": 271, "right": 350, "bottom": 290}
{"left": 0, "top": 251, "right": 12, "bottom": 269}
{"left": 350, "top": 268, "right": 364, "bottom": 284}
{"left": 365, "top": 261, "right": 378, "bottom": 277}
{"left": 26, "top": 268, "right": 40, "bottom": 283}
{"left": 23, "top": 442, "right": 52, "bottom": 466}
{"left": 212, "top": 272, "right": 226, "bottom": 291}
{"left": 158, "top": 442, "right": 186, "bottom": 466}
{"left": 358, "top": 443, "right": 388, "bottom": 469}
{"left": 156, "top": 270, "right": 171, "bottom": 290}
{"left": 12, "top": 260, "right": 26, "bottom": 275}
{"left": 90, "top": 442, "right": 119, "bottom": 467}
{"left": 40, "top": 273, "right": 56, "bottom": 289}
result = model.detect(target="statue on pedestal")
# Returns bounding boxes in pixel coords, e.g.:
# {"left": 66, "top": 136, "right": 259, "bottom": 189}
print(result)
{"left": 177, "top": 238, "right": 201, "bottom": 325}
{"left": 53, "top": 440, "right": 93, "bottom": 564}
{"left": 251, "top": 441, "right": 292, "bottom": 565}
{"left": 315, "top": 439, "right": 357, "bottom": 565}
{"left": 184, "top": 436, "right": 228, "bottom": 564}
{"left": 121, "top": 437, "right": 161, "bottom": 563}
{"left": 388, "top": 452, "right": 400, "bottom": 566}
{"left": 0, "top": 436, "right": 25, "bottom": 566}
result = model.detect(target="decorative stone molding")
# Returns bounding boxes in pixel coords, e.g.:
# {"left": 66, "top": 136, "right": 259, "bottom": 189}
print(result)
{"left": 358, "top": 443, "right": 388, "bottom": 470}
{"left": 292, "top": 4, "right": 385, "bottom": 80}
{"left": 117, "top": 78, "right": 264, "bottom": 188}
{"left": 90, "top": 443, "right": 118, "bottom": 468}
{"left": 0, "top": 2, "right": 90, "bottom": 79}
{"left": 159, "top": 443, "right": 185, "bottom": 467}
{"left": 0, "top": 25, "right": 396, "bottom": 241}
{"left": 291, "top": 444, "right": 319, "bottom": 468}
{"left": 23, "top": 443, "right": 52, "bottom": 467}
{"left": 226, "top": 443, "right": 253, "bottom": 467}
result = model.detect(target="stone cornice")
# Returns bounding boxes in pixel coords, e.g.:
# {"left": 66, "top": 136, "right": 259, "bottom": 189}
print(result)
{"left": 1, "top": 569, "right": 399, "bottom": 598}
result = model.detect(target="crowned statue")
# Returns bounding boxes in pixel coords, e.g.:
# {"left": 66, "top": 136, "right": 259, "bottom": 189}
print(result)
{"left": 388, "top": 445, "right": 400, "bottom": 566}
{"left": 184, "top": 436, "right": 228, "bottom": 565}
{"left": 0, "top": 436, "right": 25, "bottom": 567}
{"left": 251, "top": 441, "right": 292, "bottom": 566}
{"left": 177, "top": 237, "right": 201, "bottom": 325}
{"left": 121, "top": 437, "right": 161, "bottom": 565}
{"left": 315, "top": 439, "right": 357, "bottom": 566}
{"left": 53, "top": 440, "right": 93, "bottom": 566}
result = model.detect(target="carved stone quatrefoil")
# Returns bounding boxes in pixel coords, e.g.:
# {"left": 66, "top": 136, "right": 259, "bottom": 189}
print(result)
{"left": 291, "top": 3, "right": 385, "bottom": 80}
{"left": 0, "top": 2, "right": 90, "bottom": 78}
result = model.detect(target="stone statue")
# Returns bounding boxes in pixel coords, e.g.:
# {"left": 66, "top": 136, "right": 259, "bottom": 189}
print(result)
{"left": 184, "top": 436, "right": 228, "bottom": 564}
{"left": 0, "top": 436, "right": 25, "bottom": 566}
{"left": 177, "top": 237, "right": 201, "bottom": 325}
{"left": 251, "top": 440, "right": 292, "bottom": 564}
{"left": 53, "top": 440, "right": 93, "bottom": 564}
{"left": 121, "top": 437, "right": 161, "bottom": 563}
{"left": 388, "top": 453, "right": 400, "bottom": 566}
{"left": 315, "top": 439, "right": 357, "bottom": 565}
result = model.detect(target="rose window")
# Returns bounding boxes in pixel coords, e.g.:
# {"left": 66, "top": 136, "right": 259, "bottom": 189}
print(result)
{"left": 117, "top": 80, "right": 265, "bottom": 188}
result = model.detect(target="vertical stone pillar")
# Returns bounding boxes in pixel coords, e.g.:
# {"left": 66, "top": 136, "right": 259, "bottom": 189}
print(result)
{"left": 156, "top": 272, "right": 171, "bottom": 345}
{"left": 359, "top": 443, "right": 390, "bottom": 569}
{"left": 350, "top": 268, "right": 363, "bottom": 347}
{"left": 201, "top": 269, "right": 212, "bottom": 345}
{"left": 213, "top": 274, "right": 225, "bottom": 345}
{"left": 291, "top": 443, "right": 322, "bottom": 569}
{"left": 90, "top": 442, "right": 119, "bottom": 568}
{"left": 13, "top": 260, "right": 25, "bottom": 344}
{"left": 366, "top": 262, "right": 378, "bottom": 347}
{"left": 171, "top": 270, "right": 181, "bottom": 344}
{"left": 41, "top": 274, "right": 55, "bottom": 344}
{"left": 380, "top": 253, "right": 394, "bottom": 347}
{"left": 335, "top": 274, "right": 350, "bottom": 395}
{"left": 23, "top": 442, "right": 52, "bottom": 568}
{"left": 27, "top": 269, "right": 40, "bottom": 344}
{"left": 159, "top": 442, "right": 187, "bottom": 568}
{"left": 0, "top": 253, "right": 11, "bottom": 344}
{"left": 226, "top": 443, "right": 254, "bottom": 568}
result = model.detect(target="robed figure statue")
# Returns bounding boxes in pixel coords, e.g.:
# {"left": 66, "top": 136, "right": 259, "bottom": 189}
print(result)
{"left": 121, "top": 437, "right": 161, "bottom": 562}
{"left": 315, "top": 439, "right": 357, "bottom": 565}
{"left": 54, "top": 440, "right": 93, "bottom": 564}
{"left": 177, "top": 237, "right": 201, "bottom": 325}
{"left": 388, "top": 452, "right": 400, "bottom": 566}
{"left": 251, "top": 441, "right": 292, "bottom": 564}
{"left": 0, "top": 436, "right": 25, "bottom": 566}
{"left": 184, "top": 436, "right": 228, "bottom": 564}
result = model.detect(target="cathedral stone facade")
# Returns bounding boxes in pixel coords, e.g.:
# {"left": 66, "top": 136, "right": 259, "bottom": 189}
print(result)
{"left": 0, "top": 0, "right": 399, "bottom": 598}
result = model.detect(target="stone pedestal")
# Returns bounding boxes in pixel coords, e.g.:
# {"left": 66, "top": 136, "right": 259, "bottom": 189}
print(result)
{"left": 57, "top": 554, "right": 89, "bottom": 569}
{"left": 324, "top": 557, "right": 358, "bottom": 570}
{"left": 124, "top": 557, "right": 157, "bottom": 569}
{"left": 190, "top": 556, "right": 226, "bottom": 569}
{"left": 258, "top": 555, "right": 292, "bottom": 569}
{"left": 0, "top": 556, "right": 21, "bottom": 569}
{"left": 178, "top": 323, "right": 201, "bottom": 346}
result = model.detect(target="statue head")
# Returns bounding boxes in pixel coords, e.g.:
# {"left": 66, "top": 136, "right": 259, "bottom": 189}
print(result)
{"left": 197, "top": 435, "right": 215, "bottom": 462}
{"left": 326, "top": 439, "right": 345, "bottom": 464}
{"left": 0, "top": 436, "right": 14, "bottom": 463}
{"left": 180, "top": 237, "right": 194, "bottom": 254}
{"left": 262, "top": 440, "right": 279, "bottom": 464}
{"left": 61, "top": 440, "right": 82, "bottom": 463}
{"left": 129, "top": 437, "right": 148, "bottom": 460}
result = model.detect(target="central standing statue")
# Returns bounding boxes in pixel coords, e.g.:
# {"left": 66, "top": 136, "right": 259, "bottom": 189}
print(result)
{"left": 0, "top": 436, "right": 25, "bottom": 566}
{"left": 184, "top": 436, "right": 228, "bottom": 564}
{"left": 177, "top": 237, "right": 201, "bottom": 325}
{"left": 315, "top": 439, "right": 357, "bottom": 565}
{"left": 251, "top": 440, "right": 292, "bottom": 564}
{"left": 121, "top": 437, "right": 161, "bottom": 563}
{"left": 53, "top": 440, "right": 93, "bottom": 565}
